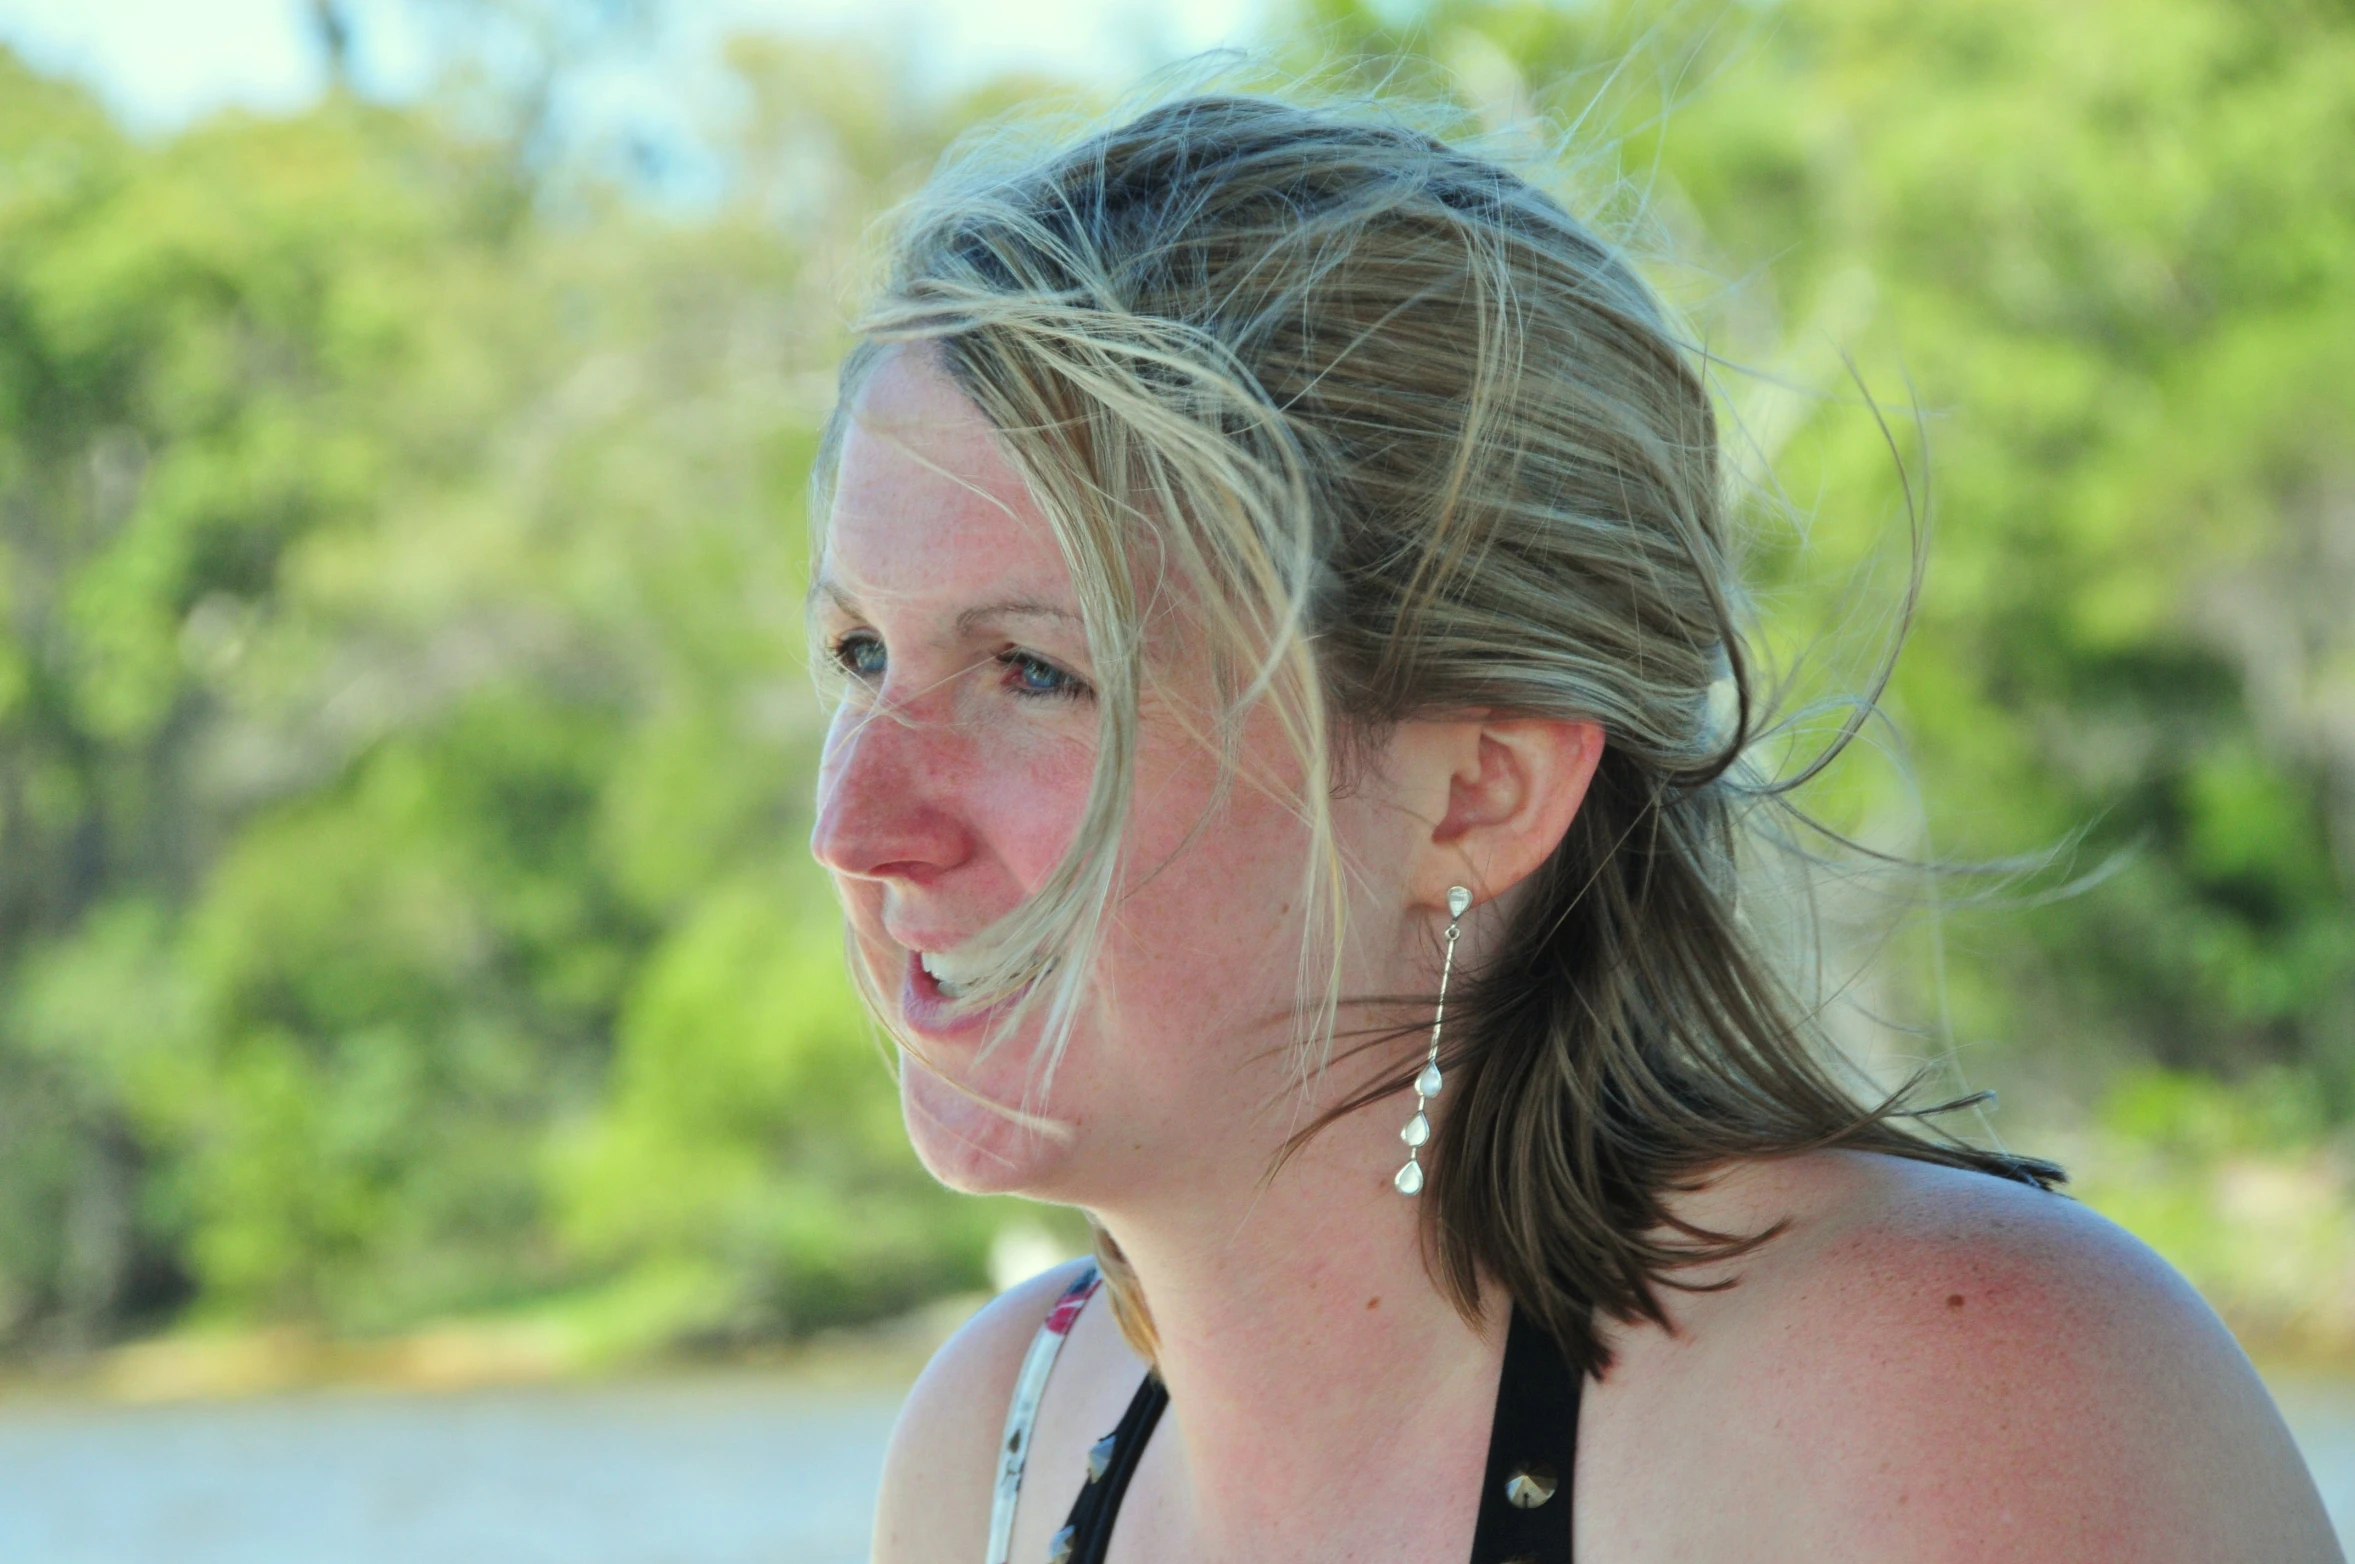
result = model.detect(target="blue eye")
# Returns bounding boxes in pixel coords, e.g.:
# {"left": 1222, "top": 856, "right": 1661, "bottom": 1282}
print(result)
{"left": 833, "top": 633, "right": 886, "bottom": 679}
{"left": 1000, "top": 650, "right": 1089, "bottom": 701}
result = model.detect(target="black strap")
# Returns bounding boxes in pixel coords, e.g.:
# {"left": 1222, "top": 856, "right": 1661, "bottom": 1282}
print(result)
{"left": 1048, "top": 1369, "right": 1169, "bottom": 1564}
{"left": 1468, "top": 1304, "right": 1582, "bottom": 1563}
{"left": 1048, "top": 1305, "right": 1579, "bottom": 1564}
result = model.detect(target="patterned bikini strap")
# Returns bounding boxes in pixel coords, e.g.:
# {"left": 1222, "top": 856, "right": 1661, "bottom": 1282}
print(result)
{"left": 984, "top": 1260, "right": 1104, "bottom": 1564}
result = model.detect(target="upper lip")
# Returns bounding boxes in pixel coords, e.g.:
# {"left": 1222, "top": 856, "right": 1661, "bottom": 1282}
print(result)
{"left": 885, "top": 925, "right": 973, "bottom": 956}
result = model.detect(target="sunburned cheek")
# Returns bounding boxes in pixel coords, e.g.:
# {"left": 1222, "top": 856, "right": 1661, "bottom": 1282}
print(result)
{"left": 969, "top": 728, "right": 1099, "bottom": 881}
{"left": 1092, "top": 747, "right": 1317, "bottom": 1042}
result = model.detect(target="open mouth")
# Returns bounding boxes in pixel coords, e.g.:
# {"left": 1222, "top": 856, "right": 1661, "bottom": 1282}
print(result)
{"left": 899, "top": 944, "right": 1055, "bottom": 1037}
{"left": 900, "top": 944, "right": 1000, "bottom": 1037}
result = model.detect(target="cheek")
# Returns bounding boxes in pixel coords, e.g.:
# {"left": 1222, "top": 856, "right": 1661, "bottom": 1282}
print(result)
{"left": 965, "top": 720, "right": 1100, "bottom": 885}
{"left": 1092, "top": 738, "right": 1320, "bottom": 1051}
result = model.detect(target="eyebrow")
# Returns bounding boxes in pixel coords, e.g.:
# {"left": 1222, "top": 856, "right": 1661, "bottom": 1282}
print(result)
{"left": 809, "top": 577, "right": 1082, "bottom": 638}
{"left": 955, "top": 598, "right": 1082, "bottom": 637}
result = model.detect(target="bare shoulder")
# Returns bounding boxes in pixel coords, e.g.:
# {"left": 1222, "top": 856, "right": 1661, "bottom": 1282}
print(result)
{"left": 1587, "top": 1151, "right": 2341, "bottom": 1563}
{"left": 871, "top": 1257, "right": 1094, "bottom": 1564}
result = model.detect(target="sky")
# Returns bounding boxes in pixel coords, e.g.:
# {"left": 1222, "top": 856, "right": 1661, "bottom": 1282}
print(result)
{"left": 0, "top": 0, "right": 1270, "bottom": 136}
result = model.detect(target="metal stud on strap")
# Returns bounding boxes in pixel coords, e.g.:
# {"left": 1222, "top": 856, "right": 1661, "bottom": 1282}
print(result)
{"left": 1504, "top": 1460, "right": 1559, "bottom": 1509}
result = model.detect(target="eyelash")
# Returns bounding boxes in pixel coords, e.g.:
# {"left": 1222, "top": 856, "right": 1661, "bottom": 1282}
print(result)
{"left": 826, "top": 633, "right": 1092, "bottom": 703}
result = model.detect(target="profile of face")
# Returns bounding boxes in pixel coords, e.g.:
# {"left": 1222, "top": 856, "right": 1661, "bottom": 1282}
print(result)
{"left": 808, "top": 347, "right": 1599, "bottom": 1216}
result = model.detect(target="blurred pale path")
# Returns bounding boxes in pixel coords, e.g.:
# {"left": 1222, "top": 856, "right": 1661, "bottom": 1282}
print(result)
{"left": 0, "top": 1379, "right": 899, "bottom": 1564}
{"left": 0, "top": 1373, "right": 2346, "bottom": 1561}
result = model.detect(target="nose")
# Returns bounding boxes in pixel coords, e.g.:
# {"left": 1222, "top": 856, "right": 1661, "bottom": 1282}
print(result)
{"left": 809, "top": 696, "right": 975, "bottom": 887}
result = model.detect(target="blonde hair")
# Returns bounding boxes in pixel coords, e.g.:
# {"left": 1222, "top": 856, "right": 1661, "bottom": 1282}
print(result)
{"left": 814, "top": 91, "right": 2059, "bottom": 1375}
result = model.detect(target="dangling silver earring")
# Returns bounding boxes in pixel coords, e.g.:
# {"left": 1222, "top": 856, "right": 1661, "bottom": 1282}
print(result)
{"left": 1396, "top": 884, "right": 1471, "bottom": 1196}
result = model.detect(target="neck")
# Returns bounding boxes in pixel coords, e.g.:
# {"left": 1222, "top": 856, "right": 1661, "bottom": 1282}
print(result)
{"left": 1088, "top": 1086, "right": 1509, "bottom": 1554}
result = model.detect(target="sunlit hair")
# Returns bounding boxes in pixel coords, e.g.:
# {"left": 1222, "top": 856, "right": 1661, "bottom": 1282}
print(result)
{"left": 811, "top": 90, "right": 2060, "bottom": 1375}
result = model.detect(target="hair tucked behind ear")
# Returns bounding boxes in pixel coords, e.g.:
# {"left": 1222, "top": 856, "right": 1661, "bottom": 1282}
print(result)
{"left": 818, "top": 89, "right": 2060, "bottom": 1380}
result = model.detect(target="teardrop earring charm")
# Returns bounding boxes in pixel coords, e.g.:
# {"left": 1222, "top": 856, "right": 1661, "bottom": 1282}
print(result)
{"left": 1396, "top": 885, "right": 1472, "bottom": 1196}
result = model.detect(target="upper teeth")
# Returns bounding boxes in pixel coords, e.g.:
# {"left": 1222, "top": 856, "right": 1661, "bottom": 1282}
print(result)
{"left": 920, "top": 950, "right": 972, "bottom": 999}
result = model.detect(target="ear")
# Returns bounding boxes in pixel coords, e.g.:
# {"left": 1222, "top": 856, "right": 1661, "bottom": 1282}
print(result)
{"left": 1393, "top": 715, "right": 1605, "bottom": 915}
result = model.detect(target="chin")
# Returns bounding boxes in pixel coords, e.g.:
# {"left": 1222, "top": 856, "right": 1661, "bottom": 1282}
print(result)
{"left": 899, "top": 1051, "right": 1074, "bottom": 1196}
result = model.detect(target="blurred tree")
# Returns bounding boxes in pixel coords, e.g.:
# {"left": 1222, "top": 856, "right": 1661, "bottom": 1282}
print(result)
{"left": 0, "top": 31, "right": 1000, "bottom": 1349}
{"left": 0, "top": 48, "right": 611, "bottom": 1342}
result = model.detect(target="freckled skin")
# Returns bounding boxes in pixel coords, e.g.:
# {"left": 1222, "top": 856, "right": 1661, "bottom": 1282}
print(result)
{"left": 810, "top": 350, "right": 1378, "bottom": 1207}
{"left": 831, "top": 351, "right": 2342, "bottom": 1564}
{"left": 1576, "top": 1153, "right": 2341, "bottom": 1563}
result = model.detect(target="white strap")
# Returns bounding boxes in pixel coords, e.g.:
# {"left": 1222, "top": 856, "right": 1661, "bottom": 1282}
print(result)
{"left": 984, "top": 1261, "right": 1102, "bottom": 1564}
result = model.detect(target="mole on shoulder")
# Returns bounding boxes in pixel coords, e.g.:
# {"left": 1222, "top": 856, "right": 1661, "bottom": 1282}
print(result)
{"left": 1366, "top": 1296, "right": 1381, "bottom": 1311}
{"left": 1946, "top": 1293, "right": 1966, "bottom": 1309}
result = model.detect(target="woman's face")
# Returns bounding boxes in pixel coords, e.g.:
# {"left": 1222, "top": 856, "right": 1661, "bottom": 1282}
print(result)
{"left": 808, "top": 348, "right": 1428, "bottom": 1205}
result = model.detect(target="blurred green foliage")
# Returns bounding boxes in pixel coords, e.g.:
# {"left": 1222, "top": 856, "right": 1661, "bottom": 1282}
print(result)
{"left": 0, "top": 31, "right": 997, "bottom": 1350}
{"left": 2074, "top": 1067, "right": 2355, "bottom": 1354}
{"left": 0, "top": 0, "right": 2348, "bottom": 1356}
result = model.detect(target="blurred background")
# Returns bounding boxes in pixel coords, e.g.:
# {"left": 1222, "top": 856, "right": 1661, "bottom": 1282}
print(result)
{"left": 0, "top": 0, "right": 2349, "bottom": 1558}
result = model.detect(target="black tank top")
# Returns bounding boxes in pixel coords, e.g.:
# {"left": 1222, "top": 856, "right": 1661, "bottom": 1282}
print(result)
{"left": 1046, "top": 1304, "right": 1583, "bottom": 1564}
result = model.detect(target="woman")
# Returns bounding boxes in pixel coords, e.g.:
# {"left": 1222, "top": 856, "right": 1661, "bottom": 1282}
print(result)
{"left": 808, "top": 94, "right": 2338, "bottom": 1562}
